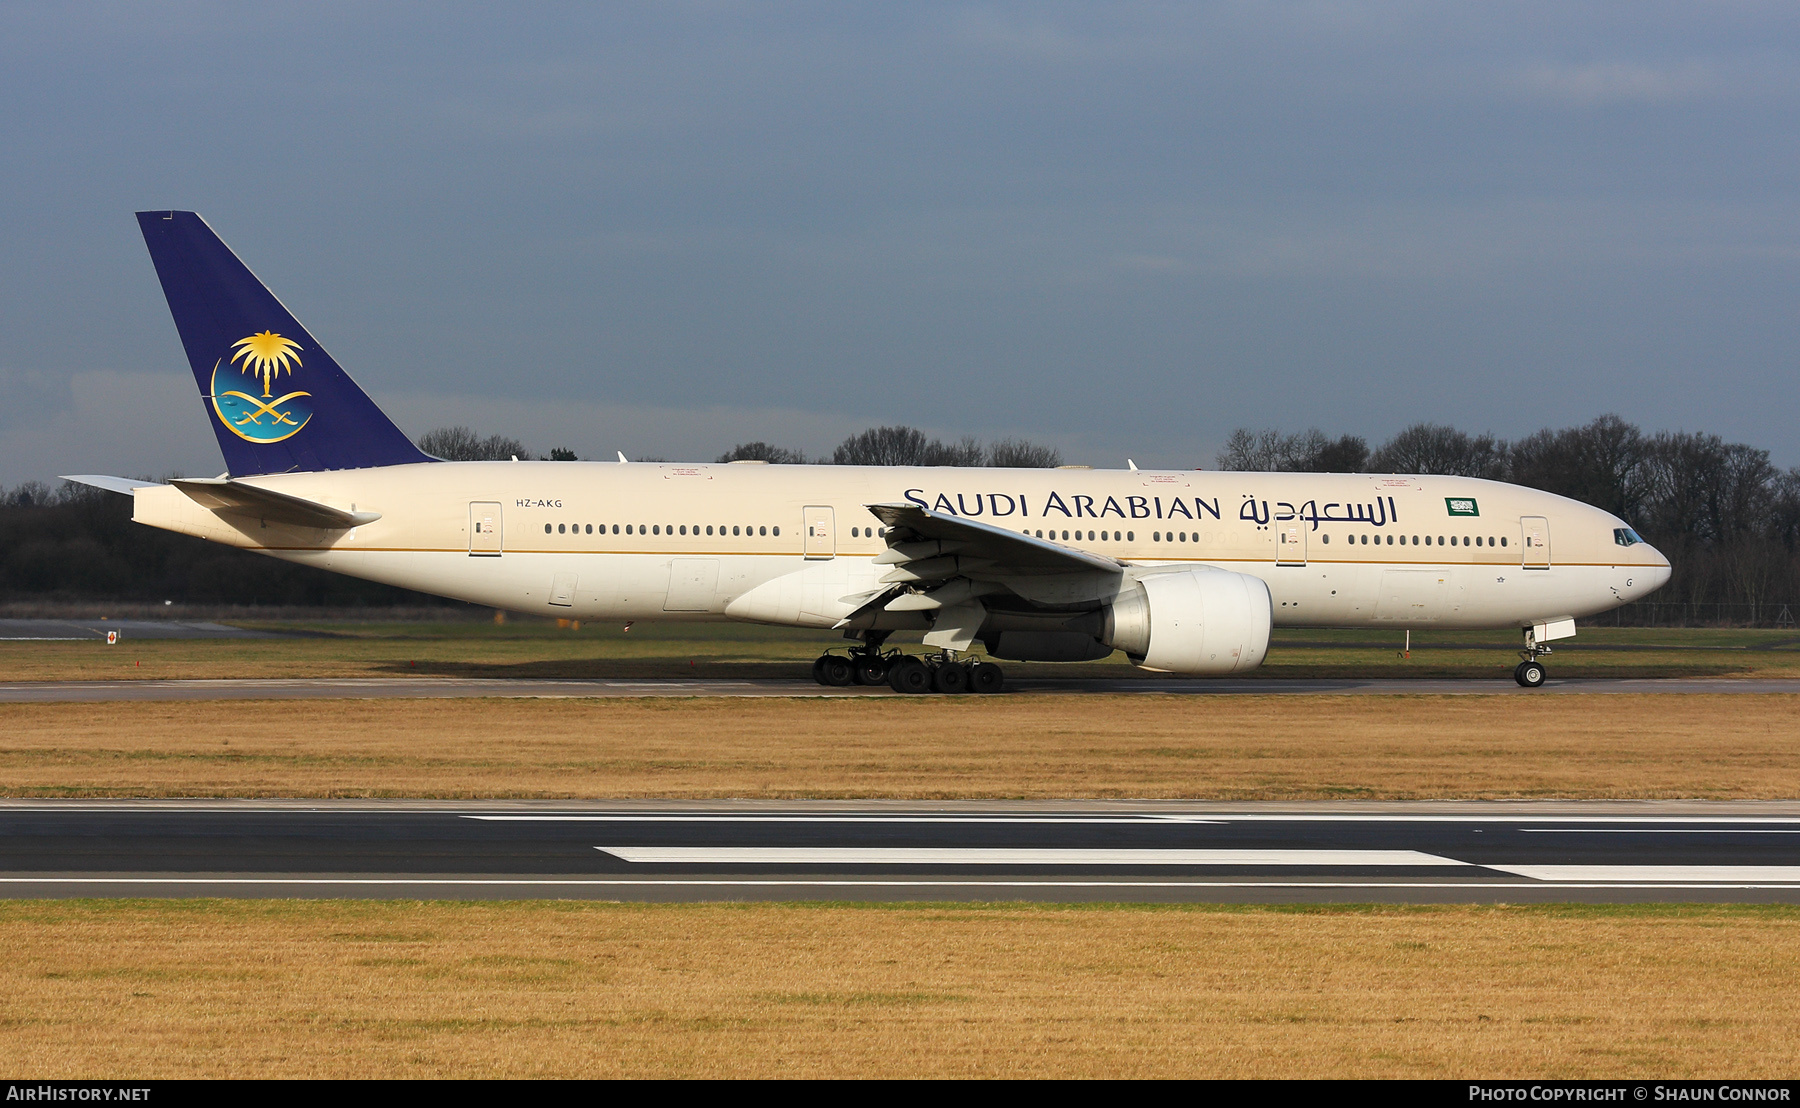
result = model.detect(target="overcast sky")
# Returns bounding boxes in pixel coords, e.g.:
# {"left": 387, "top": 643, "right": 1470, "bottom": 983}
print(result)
{"left": 1, "top": 1, "right": 1796, "bottom": 483}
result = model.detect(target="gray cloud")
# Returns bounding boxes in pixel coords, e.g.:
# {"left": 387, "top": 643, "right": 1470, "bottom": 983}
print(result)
{"left": 0, "top": 1, "right": 1796, "bottom": 486}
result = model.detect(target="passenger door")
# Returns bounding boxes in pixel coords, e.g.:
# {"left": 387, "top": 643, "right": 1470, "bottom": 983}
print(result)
{"left": 469, "top": 502, "right": 502, "bottom": 556}
{"left": 1520, "top": 516, "right": 1551, "bottom": 569}
{"left": 1276, "top": 522, "right": 1306, "bottom": 566}
{"left": 803, "top": 506, "right": 835, "bottom": 560}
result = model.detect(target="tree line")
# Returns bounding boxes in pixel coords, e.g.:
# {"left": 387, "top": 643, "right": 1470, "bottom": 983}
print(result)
{"left": 718, "top": 426, "right": 1063, "bottom": 468}
{"left": 1217, "top": 416, "right": 1800, "bottom": 622}
{"left": 415, "top": 423, "right": 1064, "bottom": 468}
{"left": 2, "top": 416, "right": 1794, "bottom": 620}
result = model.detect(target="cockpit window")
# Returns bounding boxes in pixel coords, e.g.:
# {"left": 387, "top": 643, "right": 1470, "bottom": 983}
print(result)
{"left": 1614, "top": 527, "right": 1643, "bottom": 547}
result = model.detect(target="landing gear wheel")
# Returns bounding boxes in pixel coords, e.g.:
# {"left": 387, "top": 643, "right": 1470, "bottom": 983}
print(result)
{"left": 819, "top": 655, "right": 855, "bottom": 687}
{"left": 855, "top": 655, "right": 891, "bottom": 687}
{"left": 887, "top": 657, "right": 932, "bottom": 694}
{"left": 968, "top": 661, "right": 1005, "bottom": 694}
{"left": 811, "top": 655, "right": 828, "bottom": 685}
{"left": 1514, "top": 660, "right": 1546, "bottom": 688}
{"left": 932, "top": 661, "right": 970, "bottom": 694}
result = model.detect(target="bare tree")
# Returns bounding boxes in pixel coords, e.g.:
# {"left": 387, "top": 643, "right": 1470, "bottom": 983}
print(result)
{"left": 1508, "top": 414, "right": 1646, "bottom": 522}
{"left": 1369, "top": 423, "right": 1506, "bottom": 478}
{"left": 1639, "top": 432, "right": 1774, "bottom": 544}
{"left": 832, "top": 426, "right": 931, "bottom": 466}
{"left": 922, "top": 436, "right": 987, "bottom": 466}
{"left": 717, "top": 442, "right": 809, "bottom": 464}
{"left": 1216, "top": 428, "right": 1292, "bottom": 471}
{"left": 987, "top": 438, "right": 1063, "bottom": 468}
{"left": 418, "top": 427, "right": 533, "bottom": 461}
{"left": 1216, "top": 428, "right": 1365, "bottom": 472}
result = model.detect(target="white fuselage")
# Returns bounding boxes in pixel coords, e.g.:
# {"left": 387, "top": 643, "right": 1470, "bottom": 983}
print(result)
{"left": 130, "top": 461, "right": 1671, "bottom": 633}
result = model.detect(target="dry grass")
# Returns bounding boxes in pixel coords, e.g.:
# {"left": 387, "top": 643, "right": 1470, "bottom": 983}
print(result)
{"left": 2, "top": 900, "right": 1796, "bottom": 1078}
{"left": 3, "top": 693, "right": 1798, "bottom": 799}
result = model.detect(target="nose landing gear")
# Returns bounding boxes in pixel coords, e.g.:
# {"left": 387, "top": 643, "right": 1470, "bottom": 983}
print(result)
{"left": 1514, "top": 628, "right": 1552, "bottom": 687}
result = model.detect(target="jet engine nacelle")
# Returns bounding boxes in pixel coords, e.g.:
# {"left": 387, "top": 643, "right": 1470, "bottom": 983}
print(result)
{"left": 1102, "top": 568, "right": 1272, "bottom": 675}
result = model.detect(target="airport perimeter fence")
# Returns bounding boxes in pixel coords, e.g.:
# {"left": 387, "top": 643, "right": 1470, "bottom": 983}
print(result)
{"left": 1590, "top": 601, "right": 1799, "bottom": 628}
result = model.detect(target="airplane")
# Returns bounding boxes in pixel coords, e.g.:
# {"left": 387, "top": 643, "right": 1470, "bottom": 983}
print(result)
{"left": 65, "top": 211, "right": 1672, "bottom": 692}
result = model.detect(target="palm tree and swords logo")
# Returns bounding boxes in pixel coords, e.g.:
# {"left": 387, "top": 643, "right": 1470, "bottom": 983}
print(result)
{"left": 209, "top": 330, "right": 314, "bottom": 443}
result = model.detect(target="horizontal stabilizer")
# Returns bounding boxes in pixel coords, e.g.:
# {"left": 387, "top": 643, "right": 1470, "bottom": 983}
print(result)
{"left": 171, "top": 478, "right": 380, "bottom": 529}
{"left": 60, "top": 475, "right": 168, "bottom": 495}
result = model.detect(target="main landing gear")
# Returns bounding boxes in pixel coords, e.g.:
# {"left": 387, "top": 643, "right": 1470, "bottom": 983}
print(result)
{"left": 1514, "top": 628, "right": 1551, "bottom": 688}
{"left": 810, "top": 649, "right": 1005, "bottom": 694}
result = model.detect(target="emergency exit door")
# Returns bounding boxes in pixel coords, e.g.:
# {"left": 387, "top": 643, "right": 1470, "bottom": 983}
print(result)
{"left": 469, "top": 502, "right": 502, "bottom": 556}
{"left": 803, "top": 506, "right": 835, "bottom": 559}
{"left": 1520, "top": 516, "right": 1550, "bottom": 569}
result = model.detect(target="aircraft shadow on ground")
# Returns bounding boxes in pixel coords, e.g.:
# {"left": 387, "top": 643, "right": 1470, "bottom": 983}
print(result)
{"left": 370, "top": 657, "right": 1742, "bottom": 681}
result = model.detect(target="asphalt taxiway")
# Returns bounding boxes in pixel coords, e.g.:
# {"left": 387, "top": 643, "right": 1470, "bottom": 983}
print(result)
{"left": 0, "top": 618, "right": 285, "bottom": 641}
{"left": 4, "top": 800, "right": 1798, "bottom": 903}
{"left": 2, "top": 675, "right": 1798, "bottom": 702}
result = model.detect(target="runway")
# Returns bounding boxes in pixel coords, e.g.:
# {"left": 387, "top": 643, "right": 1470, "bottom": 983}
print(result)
{"left": 2, "top": 675, "right": 1798, "bottom": 702}
{"left": 4, "top": 800, "right": 1799, "bottom": 903}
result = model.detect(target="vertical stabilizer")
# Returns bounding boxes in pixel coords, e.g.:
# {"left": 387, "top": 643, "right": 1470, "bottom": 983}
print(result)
{"left": 136, "top": 211, "right": 431, "bottom": 475}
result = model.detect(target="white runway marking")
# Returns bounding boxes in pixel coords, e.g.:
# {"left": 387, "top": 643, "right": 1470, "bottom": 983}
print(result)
{"left": 468, "top": 813, "right": 1800, "bottom": 825}
{"left": 595, "top": 847, "right": 1465, "bottom": 866}
{"left": 469, "top": 815, "right": 1224, "bottom": 824}
{"left": 1489, "top": 865, "right": 1800, "bottom": 883}
{"left": 1203, "top": 815, "right": 1800, "bottom": 824}
{"left": 1519, "top": 828, "right": 1800, "bottom": 834}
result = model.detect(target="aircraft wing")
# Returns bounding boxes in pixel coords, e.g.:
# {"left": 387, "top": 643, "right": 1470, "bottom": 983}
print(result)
{"left": 866, "top": 502, "right": 1123, "bottom": 578}
{"left": 170, "top": 478, "right": 381, "bottom": 530}
{"left": 845, "top": 503, "right": 1130, "bottom": 640}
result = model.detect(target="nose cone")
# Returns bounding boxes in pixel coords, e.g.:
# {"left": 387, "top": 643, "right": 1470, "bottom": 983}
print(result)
{"left": 1635, "top": 546, "right": 1672, "bottom": 598}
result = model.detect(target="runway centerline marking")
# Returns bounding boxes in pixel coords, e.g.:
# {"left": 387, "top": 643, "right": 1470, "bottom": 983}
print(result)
{"left": 595, "top": 847, "right": 1466, "bottom": 866}
{"left": 1488, "top": 865, "right": 1800, "bottom": 883}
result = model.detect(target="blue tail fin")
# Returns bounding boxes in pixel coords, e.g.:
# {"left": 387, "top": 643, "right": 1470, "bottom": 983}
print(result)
{"left": 136, "top": 211, "right": 431, "bottom": 475}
